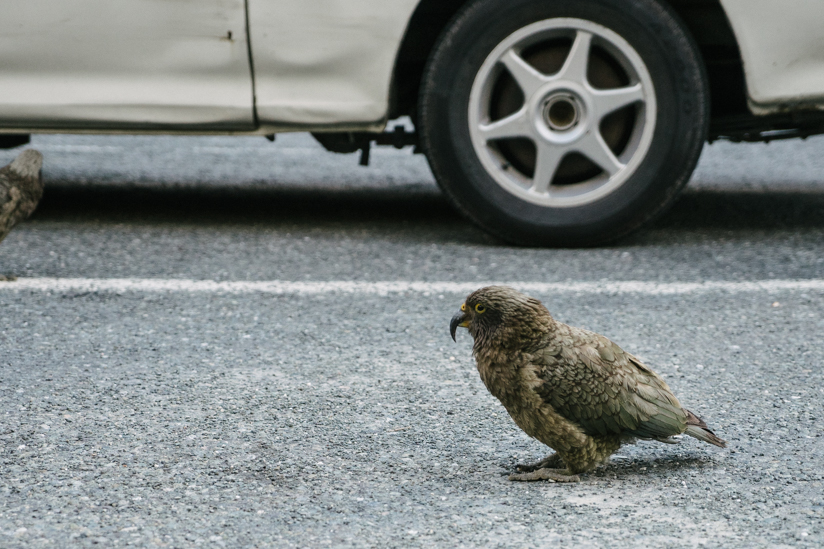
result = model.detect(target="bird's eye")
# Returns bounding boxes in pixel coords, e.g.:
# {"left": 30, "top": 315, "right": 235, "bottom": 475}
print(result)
{"left": 461, "top": 303, "right": 466, "bottom": 312}
{"left": 475, "top": 304, "right": 486, "bottom": 314}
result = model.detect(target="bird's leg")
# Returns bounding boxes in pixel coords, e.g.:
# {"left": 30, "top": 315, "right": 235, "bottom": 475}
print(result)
{"left": 516, "top": 453, "right": 564, "bottom": 473}
{"left": 508, "top": 468, "right": 580, "bottom": 483}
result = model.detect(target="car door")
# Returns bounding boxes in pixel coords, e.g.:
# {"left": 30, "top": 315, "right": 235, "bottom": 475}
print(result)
{"left": 0, "top": 0, "right": 254, "bottom": 130}
{"left": 246, "top": 0, "right": 419, "bottom": 129}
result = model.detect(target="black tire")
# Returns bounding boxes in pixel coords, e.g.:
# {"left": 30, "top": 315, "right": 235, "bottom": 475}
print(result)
{"left": 419, "top": 0, "right": 708, "bottom": 246}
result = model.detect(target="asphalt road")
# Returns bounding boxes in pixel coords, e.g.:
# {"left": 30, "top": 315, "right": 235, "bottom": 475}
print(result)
{"left": 1, "top": 133, "right": 823, "bottom": 548}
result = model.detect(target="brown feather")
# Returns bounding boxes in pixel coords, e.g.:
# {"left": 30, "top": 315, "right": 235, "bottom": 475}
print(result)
{"left": 0, "top": 150, "right": 44, "bottom": 245}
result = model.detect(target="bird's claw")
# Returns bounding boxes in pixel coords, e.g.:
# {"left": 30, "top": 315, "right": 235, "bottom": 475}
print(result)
{"left": 508, "top": 468, "right": 580, "bottom": 483}
{"left": 516, "top": 453, "right": 564, "bottom": 472}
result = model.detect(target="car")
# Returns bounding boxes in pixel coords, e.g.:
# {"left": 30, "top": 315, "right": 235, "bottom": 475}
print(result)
{"left": 2, "top": 0, "right": 824, "bottom": 246}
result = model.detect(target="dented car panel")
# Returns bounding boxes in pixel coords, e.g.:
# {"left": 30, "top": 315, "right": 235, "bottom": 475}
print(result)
{"left": 0, "top": 0, "right": 255, "bottom": 130}
{"left": 247, "top": 0, "right": 419, "bottom": 130}
{"left": 719, "top": 0, "right": 824, "bottom": 114}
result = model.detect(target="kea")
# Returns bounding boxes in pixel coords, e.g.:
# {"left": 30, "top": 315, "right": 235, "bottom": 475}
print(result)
{"left": 0, "top": 150, "right": 44, "bottom": 246}
{"left": 450, "top": 286, "right": 726, "bottom": 483}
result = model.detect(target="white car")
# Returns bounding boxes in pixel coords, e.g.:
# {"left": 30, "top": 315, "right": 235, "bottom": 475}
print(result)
{"left": 2, "top": 0, "right": 823, "bottom": 245}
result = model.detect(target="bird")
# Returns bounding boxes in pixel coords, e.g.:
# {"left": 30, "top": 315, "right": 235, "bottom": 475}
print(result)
{"left": 0, "top": 149, "right": 44, "bottom": 247}
{"left": 450, "top": 286, "right": 726, "bottom": 483}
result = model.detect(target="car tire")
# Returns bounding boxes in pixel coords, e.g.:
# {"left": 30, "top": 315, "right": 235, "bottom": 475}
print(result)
{"left": 419, "top": 0, "right": 708, "bottom": 246}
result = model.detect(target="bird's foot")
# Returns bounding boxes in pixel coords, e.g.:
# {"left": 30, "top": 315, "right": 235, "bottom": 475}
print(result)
{"left": 516, "top": 453, "right": 564, "bottom": 473}
{"left": 508, "top": 468, "right": 580, "bottom": 483}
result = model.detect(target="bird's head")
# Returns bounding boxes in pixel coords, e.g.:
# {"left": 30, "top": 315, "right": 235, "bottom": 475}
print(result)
{"left": 449, "top": 286, "right": 553, "bottom": 346}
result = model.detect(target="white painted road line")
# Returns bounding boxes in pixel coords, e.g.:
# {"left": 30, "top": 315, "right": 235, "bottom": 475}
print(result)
{"left": 1, "top": 278, "right": 824, "bottom": 295}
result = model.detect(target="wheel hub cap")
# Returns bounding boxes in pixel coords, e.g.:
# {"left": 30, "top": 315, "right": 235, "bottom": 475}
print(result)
{"left": 543, "top": 93, "right": 581, "bottom": 132}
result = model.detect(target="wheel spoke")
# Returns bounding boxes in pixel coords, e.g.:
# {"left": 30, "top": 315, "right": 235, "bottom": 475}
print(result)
{"left": 500, "top": 49, "right": 547, "bottom": 97}
{"left": 591, "top": 83, "right": 644, "bottom": 119}
{"left": 531, "top": 143, "right": 566, "bottom": 194}
{"left": 478, "top": 108, "right": 531, "bottom": 141}
{"left": 557, "top": 30, "right": 592, "bottom": 84}
{"left": 575, "top": 132, "right": 623, "bottom": 176}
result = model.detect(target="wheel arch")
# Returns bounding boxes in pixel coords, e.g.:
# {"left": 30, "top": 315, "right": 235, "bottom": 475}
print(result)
{"left": 390, "top": 0, "right": 748, "bottom": 127}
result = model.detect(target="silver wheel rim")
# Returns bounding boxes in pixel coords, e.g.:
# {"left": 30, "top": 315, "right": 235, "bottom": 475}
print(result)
{"left": 468, "top": 18, "right": 657, "bottom": 208}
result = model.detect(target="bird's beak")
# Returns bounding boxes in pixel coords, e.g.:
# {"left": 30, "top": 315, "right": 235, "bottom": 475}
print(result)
{"left": 450, "top": 309, "right": 470, "bottom": 342}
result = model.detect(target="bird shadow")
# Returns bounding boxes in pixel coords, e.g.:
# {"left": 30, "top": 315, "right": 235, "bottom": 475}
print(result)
{"left": 29, "top": 183, "right": 824, "bottom": 245}
{"left": 591, "top": 454, "right": 719, "bottom": 478}
{"left": 500, "top": 451, "right": 721, "bottom": 482}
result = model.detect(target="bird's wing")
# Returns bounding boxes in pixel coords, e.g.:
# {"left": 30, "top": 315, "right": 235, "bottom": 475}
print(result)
{"left": 0, "top": 172, "right": 15, "bottom": 209}
{"left": 534, "top": 328, "right": 688, "bottom": 439}
{"left": 0, "top": 153, "right": 44, "bottom": 243}
{"left": 0, "top": 181, "right": 22, "bottom": 242}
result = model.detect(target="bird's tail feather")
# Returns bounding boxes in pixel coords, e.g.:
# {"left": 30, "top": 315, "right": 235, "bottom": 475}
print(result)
{"left": 684, "top": 409, "right": 727, "bottom": 448}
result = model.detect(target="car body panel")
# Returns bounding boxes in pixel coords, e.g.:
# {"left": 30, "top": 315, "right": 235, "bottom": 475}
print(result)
{"left": 247, "top": 0, "right": 419, "bottom": 131}
{"left": 2, "top": 0, "right": 824, "bottom": 133}
{"left": 0, "top": 0, "right": 255, "bottom": 130}
{"left": 720, "top": 0, "right": 824, "bottom": 114}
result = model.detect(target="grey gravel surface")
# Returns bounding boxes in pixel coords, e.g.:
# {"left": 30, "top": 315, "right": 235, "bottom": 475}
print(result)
{"left": 1, "top": 133, "right": 824, "bottom": 547}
